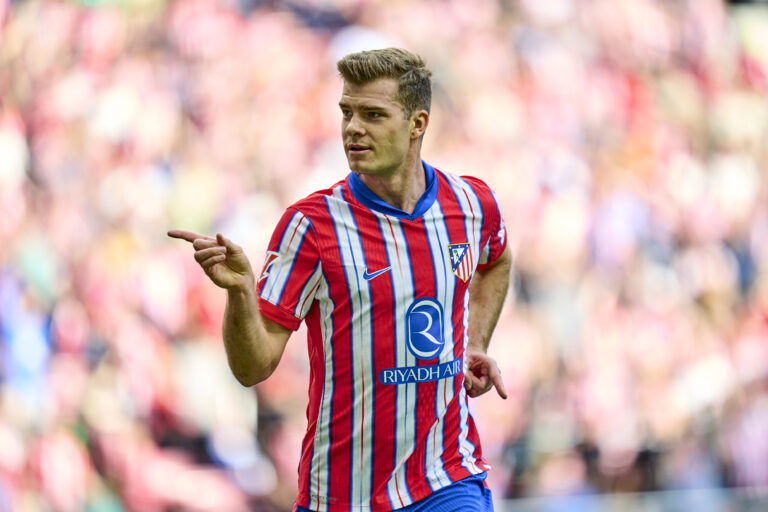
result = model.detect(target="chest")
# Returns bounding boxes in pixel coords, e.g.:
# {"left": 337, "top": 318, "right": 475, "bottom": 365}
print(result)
{"left": 314, "top": 201, "right": 486, "bottom": 307}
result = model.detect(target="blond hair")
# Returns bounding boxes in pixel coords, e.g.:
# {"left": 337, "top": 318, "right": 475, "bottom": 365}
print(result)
{"left": 337, "top": 48, "right": 432, "bottom": 115}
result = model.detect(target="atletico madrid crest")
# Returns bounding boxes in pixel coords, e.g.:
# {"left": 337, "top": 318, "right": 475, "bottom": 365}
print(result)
{"left": 448, "top": 243, "right": 473, "bottom": 282}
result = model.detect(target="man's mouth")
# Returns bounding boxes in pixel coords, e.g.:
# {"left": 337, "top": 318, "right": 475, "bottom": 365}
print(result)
{"left": 347, "top": 144, "right": 370, "bottom": 155}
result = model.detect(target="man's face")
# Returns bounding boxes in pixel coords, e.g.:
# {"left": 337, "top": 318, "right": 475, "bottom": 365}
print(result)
{"left": 339, "top": 78, "right": 415, "bottom": 177}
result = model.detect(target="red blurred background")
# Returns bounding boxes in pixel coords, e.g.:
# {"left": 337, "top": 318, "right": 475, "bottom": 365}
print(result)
{"left": 1, "top": 0, "right": 767, "bottom": 510}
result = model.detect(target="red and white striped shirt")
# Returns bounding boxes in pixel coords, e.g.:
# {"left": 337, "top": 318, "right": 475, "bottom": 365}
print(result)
{"left": 256, "top": 162, "right": 507, "bottom": 511}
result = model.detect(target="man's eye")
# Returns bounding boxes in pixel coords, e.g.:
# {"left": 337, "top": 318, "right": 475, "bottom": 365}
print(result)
{"left": 368, "top": 112, "right": 381, "bottom": 119}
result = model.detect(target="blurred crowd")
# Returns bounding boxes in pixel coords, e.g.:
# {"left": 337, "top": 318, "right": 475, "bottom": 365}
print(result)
{"left": 1, "top": 0, "right": 768, "bottom": 510}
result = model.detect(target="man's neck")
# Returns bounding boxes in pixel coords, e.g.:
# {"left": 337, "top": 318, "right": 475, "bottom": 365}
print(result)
{"left": 357, "top": 156, "right": 426, "bottom": 215}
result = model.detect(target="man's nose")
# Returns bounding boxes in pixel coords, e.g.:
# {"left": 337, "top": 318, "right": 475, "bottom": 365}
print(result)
{"left": 345, "top": 114, "right": 365, "bottom": 136}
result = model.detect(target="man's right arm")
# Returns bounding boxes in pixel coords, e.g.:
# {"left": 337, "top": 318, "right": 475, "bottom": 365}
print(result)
{"left": 223, "top": 281, "right": 292, "bottom": 386}
{"left": 168, "top": 230, "right": 292, "bottom": 386}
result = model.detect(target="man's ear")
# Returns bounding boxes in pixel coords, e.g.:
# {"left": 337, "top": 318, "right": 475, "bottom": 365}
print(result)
{"left": 410, "top": 109, "right": 429, "bottom": 139}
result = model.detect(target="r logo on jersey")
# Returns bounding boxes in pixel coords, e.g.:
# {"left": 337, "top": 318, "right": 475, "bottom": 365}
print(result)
{"left": 448, "top": 243, "right": 473, "bottom": 282}
{"left": 405, "top": 298, "right": 445, "bottom": 360}
{"left": 258, "top": 251, "right": 281, "bottom": 283}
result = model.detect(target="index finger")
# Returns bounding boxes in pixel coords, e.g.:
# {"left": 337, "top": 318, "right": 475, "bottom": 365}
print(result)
{"left": 490, "top": 369, "right": 508, "bottom": 400}
{"left": 484, "top": 363, "right": 507, "bottom": 400}
{"left": 167, "top": 230, "right": 214, "bottom": 243}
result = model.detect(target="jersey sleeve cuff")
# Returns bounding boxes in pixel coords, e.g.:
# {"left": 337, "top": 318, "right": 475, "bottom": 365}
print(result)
{"left": 258, "top": 298, "right": 302, "bottom": 331}
{"left": 476, "top": 236, "right": 508, "bottom": 271}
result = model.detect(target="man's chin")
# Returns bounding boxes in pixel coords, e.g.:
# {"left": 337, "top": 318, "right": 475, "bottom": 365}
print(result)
{"left": 348, "top": 161, "right": 370, "bottom": 174}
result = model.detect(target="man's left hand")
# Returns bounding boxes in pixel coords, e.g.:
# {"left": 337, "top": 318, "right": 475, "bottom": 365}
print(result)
{"left": 464, "top": 349, "right": 507, "bottom": 399}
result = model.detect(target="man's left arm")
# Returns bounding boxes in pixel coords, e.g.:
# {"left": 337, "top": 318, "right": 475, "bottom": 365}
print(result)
{"left": 465, "top": 244, "right": 512, "bottom": 399}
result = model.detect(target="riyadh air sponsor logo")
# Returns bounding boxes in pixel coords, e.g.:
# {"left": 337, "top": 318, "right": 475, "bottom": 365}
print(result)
{"left": 258, "top": 251, "right": 280, "bottom": 283}
{"left": 448, "top": 243, "right": 473, "bottom": 282}
{"left": 378, "top": 298, "right": 458, "bottom": 386}
{"left": 405, "top": 298, "right": 444, "bottom": 360}
{"left": 379, "top": 357, "right": 462, "bottom": 385}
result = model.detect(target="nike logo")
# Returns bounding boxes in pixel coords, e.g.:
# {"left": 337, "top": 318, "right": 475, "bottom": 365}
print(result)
{"left": 362, "top": 266, "right": 391, "bottom": 281}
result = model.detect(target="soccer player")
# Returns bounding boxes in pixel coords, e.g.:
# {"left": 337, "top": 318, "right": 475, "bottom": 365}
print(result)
{"left": 169, "top": 48, "right": 512, "bottom": 512}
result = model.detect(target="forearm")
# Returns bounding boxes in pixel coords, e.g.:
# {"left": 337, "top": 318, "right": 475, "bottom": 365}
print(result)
{"left": 467, "top": 247, "right": 512, "bottom": 352}
{"left": 223, "top": 282, "right": 284, "bottom": 386}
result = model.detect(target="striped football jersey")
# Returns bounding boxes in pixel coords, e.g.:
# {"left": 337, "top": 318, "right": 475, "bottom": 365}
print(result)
{"left": 256, "top": 161, "right": 507, "bottom": 511}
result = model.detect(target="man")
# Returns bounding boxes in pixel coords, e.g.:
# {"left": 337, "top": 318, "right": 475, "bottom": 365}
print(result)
{"left": 169, "top": 48, "right": 512, "bottom": 512}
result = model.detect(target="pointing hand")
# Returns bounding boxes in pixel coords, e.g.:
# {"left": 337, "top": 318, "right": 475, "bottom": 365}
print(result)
{"left": 464, "top": 349, "right": 507, "bottom": 399}
{"left": 168, "top": 230, "right": 254, "bottom": 290}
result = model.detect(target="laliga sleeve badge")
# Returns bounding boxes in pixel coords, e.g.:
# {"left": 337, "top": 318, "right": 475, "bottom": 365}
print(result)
{"left": 259, "top": 251, "right": 281, "bottom": 283}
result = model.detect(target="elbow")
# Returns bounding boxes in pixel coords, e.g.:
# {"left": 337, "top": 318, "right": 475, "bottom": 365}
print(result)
{"left": 233, "top": 372, "right": 261, "bottom": 387}
{"left": 231, "top": 362, "right": 274, "bottom": 387}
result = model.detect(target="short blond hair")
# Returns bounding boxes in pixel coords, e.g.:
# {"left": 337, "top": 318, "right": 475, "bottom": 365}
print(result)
{"left": 337, "top": 48, "right": 432, "bottom": 115}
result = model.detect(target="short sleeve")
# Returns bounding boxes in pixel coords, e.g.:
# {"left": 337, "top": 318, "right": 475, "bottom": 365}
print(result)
{"left": 257, "top": 208, "right": 322, "bottom": 331}
{"left": 477, "top": 189, "right": 507, "bottom": 270}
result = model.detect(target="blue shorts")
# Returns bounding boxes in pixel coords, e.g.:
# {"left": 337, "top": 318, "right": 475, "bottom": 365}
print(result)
{"left": 295, "top": 472, "right": 493, "bottom": 512}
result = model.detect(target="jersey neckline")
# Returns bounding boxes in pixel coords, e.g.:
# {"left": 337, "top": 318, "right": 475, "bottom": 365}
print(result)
{"left": 346, "top": 161, "right": 438, "bottom": 220}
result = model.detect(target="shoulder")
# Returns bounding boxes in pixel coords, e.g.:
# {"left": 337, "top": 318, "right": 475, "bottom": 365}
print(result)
{"left": 434, "top": 167, "right": 499, "bottom": 206}
{"left": 458, "top": 174, "right": 495, "bottom": 197}
{"left": 283, "top": 178, "right": 348, "bottom": 221}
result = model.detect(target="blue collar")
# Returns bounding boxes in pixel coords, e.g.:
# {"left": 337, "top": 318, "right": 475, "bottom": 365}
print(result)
{"left": 347, "top": 161, "right": 438, "bottom": 220}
